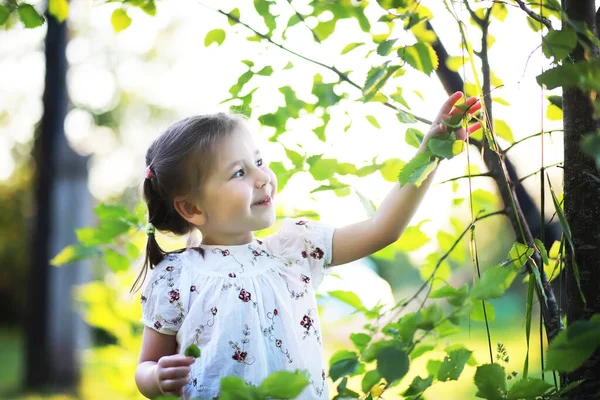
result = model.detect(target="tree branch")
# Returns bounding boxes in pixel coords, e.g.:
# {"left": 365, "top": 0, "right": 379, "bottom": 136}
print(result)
{"left": 284, "top": 0, "right": 322, "bottom": 44}
{"left": 504, "top": 130, "right": 563, "bottom": 153}
{"left": 513, "top": 0, "right": 554, "bottom": 30}
{"left": 463, "top": 0, "right": 485, "bottom": 27}
{"left": 212, "top": 7, "right": 432, "bottom": 125}
{"left": 438, "top": 172, "right": 493, "bottom": 185}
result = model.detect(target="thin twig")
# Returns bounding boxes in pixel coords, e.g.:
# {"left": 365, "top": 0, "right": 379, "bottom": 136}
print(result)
{"left": 389, "top": 209, "right": 508, "bottom": 321}
{"left": 504, "top": 130, "right": 563, "bottom": 153}
{"left": 463, "top": 0, "right": 485, "bottom": 26}
{"left": 515, "top": 162, "right": 563, "bottom": 184}
{"left": 513, "top": 0, "right": 554, "bottom": 30}
{"left": 438, "top": 172, "right": 493, "bottom": 185}
{"left": 284, "top": 0, "right": 321, "bottom": 44}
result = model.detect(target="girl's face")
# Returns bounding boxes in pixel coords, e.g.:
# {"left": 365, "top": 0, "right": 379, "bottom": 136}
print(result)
{"left": 198, "top": 127, "right": 277, "bottom": 245}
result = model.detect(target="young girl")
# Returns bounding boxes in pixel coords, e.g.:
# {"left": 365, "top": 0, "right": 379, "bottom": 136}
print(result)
{"left": 133, "top": 92, "right": 481, "bottom": 399}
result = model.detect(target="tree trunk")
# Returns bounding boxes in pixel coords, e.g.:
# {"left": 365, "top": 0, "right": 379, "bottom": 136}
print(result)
{"left": 25, "top": 7, "right": 92, "bottom": 393}
{"left": 562, "top": 0, "right": 600, "bottom": 396}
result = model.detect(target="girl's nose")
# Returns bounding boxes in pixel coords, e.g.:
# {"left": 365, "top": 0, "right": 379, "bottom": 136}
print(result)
{"left": 255, "top": 168, "right": 271, "bottom": 189}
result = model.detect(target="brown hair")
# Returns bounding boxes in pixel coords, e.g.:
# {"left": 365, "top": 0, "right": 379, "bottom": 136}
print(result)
{"left": 130, "top": 113, "right": 245, "bottom": 294}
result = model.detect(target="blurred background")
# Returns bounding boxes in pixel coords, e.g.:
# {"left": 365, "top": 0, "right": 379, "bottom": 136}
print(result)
{"left": 0, "top": 0, "right": 565, "bottom": 398}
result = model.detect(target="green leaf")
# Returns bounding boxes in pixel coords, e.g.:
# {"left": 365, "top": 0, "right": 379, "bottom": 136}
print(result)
{"left": 0, "top": 4, "right": 10, "bottom": 26}
{"left": 350, "top": 333, "right": 372, "bottom": 351}
{"left": 427, "top": 137, "right": 459, "bottom": 159}
{"left": 542, "top": 28, "right": 577, "bottom": 62}
{"left": 284, "top": 148, "right": 304, "bottom": 169}
{"left": 256, "top": 66, "right": 273, "bottom": 76}
{"left": 376, "top": 347, "right": 409, "bottom": 384}
{"left": 269, "top": 161, "right": 294, "bottom": 192}
{"left": 184, "top": 344, "right": 201, "bottom": 358}
{"left": 427, "top": 359, "right": 442, "bottom": 377}
{"left": 396, "top": 222, "right": 429, "bottom": 251}
{"left": 219, "top": 376, "right": 254, "bottom": 400}
{"left": 50, "top": 245, "right": 101, "bottom": 266}
{"left": 507, "top": 242, "right": 534, "bottom": 269}
{"left": 410, "top": 344, "right": 436, "bottom": 360}
{"left": 403, "top": 375, "right": 433, "bottom": 396}
{"left": 545, "top": 319, "right": 600, "bottom": 372}
{"left": 329, "top": 291, "right": 366, "bottom": 312}
{"left": 379, "top": 158, "right": 405, "bottom": 182}
{"left": 141, "top": 0, "right": 156, "bottom": 16}
{"left": 438, "top": 347, "right": 472, "bottom": 381}
{"left": 398, "top": 42, "right": 439, "bottom": 76}
{"left": 329, "top": 351, "right": 359, "bottom": 382}
{"left": 205, "top": 29, "right": 226, "bottom": 46}
{"left": 342, "top": 42, "right": 364, "bottom": 54}
{"left": 398, "top": 151, "right": 438, "bottom": 187}
{"left": 49, "top": 0, "right": 69, "bottom": 23}
{"left": 534, "top": 239, "right": 549, "bottom": 265}
{"left": 110, "top": 8, "right": 131, "bottom": 33}
{"left": 398, "top": 312, "right": 417, "bottom": 344}
{"left": 470, "top": 300, "right": 496, "bottom": 323}
{"left": 228, "top": 8, "right": 240, "bottom": 25}
{"left": 363, "top": 63, "right": 400, "bottom": 102}
{"left": 259, "top": 370, "right": 310, "bottom": 398}
{"left": 361, "top": 340, "right": 397, "bottom": 363}
{"left": 474, "top": 364, "right": 507, "bottom": 400}
{"left": 18, "top": 4, "right": 44, "bottom": 28}
{"left": 494, "top": 119, "right": 514, "bottom": 143}
{"left": 95, "top": 203, "right": 134, "bottom": 222}
{"left": 361, "top": 369, "right": 380, "bottom": 393}
{"left": 366, "top": 115, "right": 380, "bottom": 129}
{"left": 405, "top": 128, "right": 424, "bottom": 148}
{"left": 104, "top": 248, "right": 129, "bottom": 273}
{"left": 254, "top": 0, "right": 276, "bottom": 34}
{"left": 471, "top": 266, "right": 517, "bottom": 300}
{"left": 507, "top": 378, "right": 553, "bottom": 400}
{"left": 377, "top": 39, "right": 397, "bottom": 56}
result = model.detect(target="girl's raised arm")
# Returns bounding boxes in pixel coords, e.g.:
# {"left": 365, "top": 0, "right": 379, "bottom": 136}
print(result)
{"left": 329, "top": 92, "right": 481, "bottom": 267}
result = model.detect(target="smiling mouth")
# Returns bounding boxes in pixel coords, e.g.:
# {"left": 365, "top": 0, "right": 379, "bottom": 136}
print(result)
{"left": 253, "top": 196, "right": 272, "bottom": 206}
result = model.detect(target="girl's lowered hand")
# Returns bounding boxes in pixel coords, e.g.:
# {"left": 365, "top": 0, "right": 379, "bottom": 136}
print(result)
{"left": 154, "top": 354, "right": 195, "bottom": 397}
{"left": 421, "top": 91, "right": 482, "bottom": 150}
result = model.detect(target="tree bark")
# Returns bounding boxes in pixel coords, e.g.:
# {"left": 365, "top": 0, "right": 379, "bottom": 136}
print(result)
{"left": 562, "top": 0, "right": 600, "bottom": 396}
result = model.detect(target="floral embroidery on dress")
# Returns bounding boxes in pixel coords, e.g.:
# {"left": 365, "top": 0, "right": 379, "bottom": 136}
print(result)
{"left": 212, "top": 248, "right": 245, "bottom": 273}
{"left": 263, "top": 308, "right": 293, "bottom": 364}
{"left": 192, "top": 306, "right": 217, "bottom": 344}
{"left": 191, "top": 377, "right": 205, "bottom": 394}
{"left": 310, "top": 369, "right": 326, "bottom": 397}
{"left": 300, "top": 309, "right": 321, "bottom": 344}
{"left": 149, "top": 263, "right": 185, "bottom": 330}
{"left": 229, "top": 324, "right": 255, "bottom": 365}
{"left": 286, "top": 273, "right": 310, "bottom": 300}
{"left": 222, "top": 282, "right": 258, "bottom": 307}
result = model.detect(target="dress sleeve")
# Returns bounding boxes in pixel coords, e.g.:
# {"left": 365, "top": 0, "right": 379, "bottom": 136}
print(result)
{"left": 273, "top": 218, "right": 335, "bottom": 290}
{"left": 139, "top": 253, "right": 188, "bottom": 335}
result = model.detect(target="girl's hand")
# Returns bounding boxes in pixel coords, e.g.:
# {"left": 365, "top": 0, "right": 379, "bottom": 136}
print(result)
{"left": 154, "top": 354, "right": 195, "bottom": 397}
{"left": 421, "top": 91, "right": 482, "bottom": 151}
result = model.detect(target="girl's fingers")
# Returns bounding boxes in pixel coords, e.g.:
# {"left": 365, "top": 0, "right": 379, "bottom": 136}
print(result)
{"left": 159, "top": 355, "right": 196, "bottom": 368}
{"left": 449, "top": 96, "right": 481, "bottom": 116}
{"left": 160, "top": 366, "right": 191, "bottom": 380}
{"left": 162, "top": 378, "right": 190, "bottom": 396}
{"left": 468, "top": 122, "right": 482, "bottom": 134}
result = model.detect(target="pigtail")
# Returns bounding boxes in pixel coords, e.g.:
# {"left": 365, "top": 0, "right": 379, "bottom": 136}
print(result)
{"left": 129, "top": 168, "right": 168, "bottom": 294}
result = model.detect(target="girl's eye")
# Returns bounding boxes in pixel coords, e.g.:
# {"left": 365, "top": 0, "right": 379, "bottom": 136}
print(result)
{"left": 255, "top": 159, "right": 263, "bottom": 167}
{"left": 233, "top": 169, "right": 246, "bottom": 178}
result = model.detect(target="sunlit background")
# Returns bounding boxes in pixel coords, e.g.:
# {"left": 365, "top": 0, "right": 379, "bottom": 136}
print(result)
{"left": 0, "top": 0, "right": 565, "bottom": 398}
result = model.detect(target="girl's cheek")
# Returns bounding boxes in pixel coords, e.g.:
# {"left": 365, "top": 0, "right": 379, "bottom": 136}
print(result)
{"left": 268, "top": 169, "right": 278, "bottom": 195}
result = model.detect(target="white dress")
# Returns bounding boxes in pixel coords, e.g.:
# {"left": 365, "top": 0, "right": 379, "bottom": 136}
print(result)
{"left": 140, "top": 219, "right": 335, "bottom": 400}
